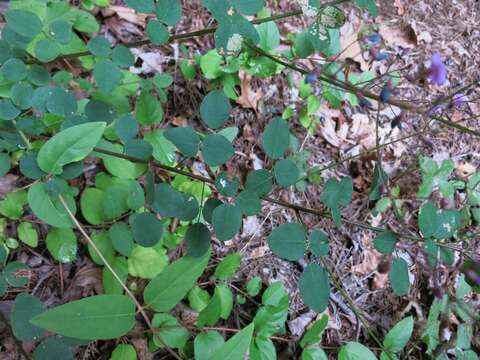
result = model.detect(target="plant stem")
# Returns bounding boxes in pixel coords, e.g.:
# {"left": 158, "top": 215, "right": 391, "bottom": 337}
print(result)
{"left": 58, "top": 195, "right": 183, "bottom": 360}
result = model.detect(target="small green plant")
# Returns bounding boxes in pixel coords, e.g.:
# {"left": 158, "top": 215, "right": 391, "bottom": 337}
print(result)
{"left": 0, "top": 0, "right": 478, "bottom": 359}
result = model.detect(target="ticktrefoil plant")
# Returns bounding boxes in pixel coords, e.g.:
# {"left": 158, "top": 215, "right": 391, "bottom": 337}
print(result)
{"left": 0, "top": 0, "right": 478, "bottom": 359}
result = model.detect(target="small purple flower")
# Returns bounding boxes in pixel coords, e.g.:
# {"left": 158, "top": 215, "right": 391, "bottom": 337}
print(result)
{"left": 427, "top": 53, "right": 447, "bottom": 86}
{"left": 375, "top": 52, "right": 389, "bottom": 61}
{"left": 305, "top": 72, "right": 318, "bottom": 84}
{"left": 453, "top": 93, "right": 468, "bottom": 108}
{"left": 367, "top": 33, "right": 381, "bottom": 45}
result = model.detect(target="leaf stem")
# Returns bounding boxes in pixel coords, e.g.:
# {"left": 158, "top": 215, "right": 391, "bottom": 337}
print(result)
{"left": 58, "top": 195, "right": 183, "bottom": 360}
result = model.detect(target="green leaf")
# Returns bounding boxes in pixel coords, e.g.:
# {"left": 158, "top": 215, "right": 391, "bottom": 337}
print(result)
{"left": 215, "top": 14, "right": 259, "bottom": 51}
{"left": 124, "top": 0, "right": 154, "bottom": 13}
{"left": 110, "top": 344, "right": 137, "bottom": 360}
{"left": 153, "top": 183, "right": 199, "bottom": 221}
{"left": 87, "top": 36, "right": 111, "bottom": 57}
{"left": 5, "top": 10, "right": 43, "bottom": 38}
{"left": 49, "top": 20, "right": 73, "bottom": 45}
{"left": 267, "top": 223, "right": 306, "bottom": 261}
{"left": 136, "top": 92, "right": 164, "bottom": 125}
{"left": 28, "top": 183, "right": 76, "bottom": 228}
{"left": 198, "top": 289, "right": 222, "bottom": 328}
{"left": 210, "top": 323, "right": 254, "bottom": 360}
{"left": 257, "top": 21, "right": 279, "bottom": 51}
{"left": 203, "top": 198, "right": 222, "bottom": 224}
{"left": 302, "top": 347, "right": 328, "bottom": 360}
{"left": 300, "top": 315, "right": 329, "bottom": 348}
{"left": 389, "top": 257, "right": 410, "bottom": 296}
{"left": 0, "top": 99, "right": 20, "bottom": 120}
{"left": 46, "top": 228, "right": 77, "bottom": 263}
{"left": 144, "top": 250, "right": 210, "bottom": 311}
{"left": 11, "top": 82, "right": 34, "bottom": 110}
{"left": 194, "top": 331, "right": 225, "bottom": 360}
{"left": 114, "top": 114, "right": 138, "bottom": 142}
{"left": 212, "top": 204, "right": 242, "bottom": 241}
{"left": 46, "top": 87, "right": 77, "bottom": 117}
{"left": 112, "top": 45, "right": 135, "bottom": 68}
{"left": 200, "top": 50, "right": 223, "bottom": 79}
{"left": 274, "top": 159, "right": 299, "bottom": 187}
{"left": 30, "top": 295, "right": 136, "bottom": 340}
{"left": 373, "top": 231, "right": 398, "bottom": 255}
{"left": 250, "top": 336, "right": 276, "bottom": 360}
{"left": 1, "top": 58, "right": 27, "bottom": 82}
{"left": 94, "top": 60, "right": 121, "bottom": 93}
{"left": 103, "top": 257, "right": 128, "bottom": 294}
{"left": 37, "top": 122, "right": 106, "bottom": 175}
{"left": 109, "top": 222, "right": 134, "bottom": 257}
{"left": 0, "top": 153, "right": 10, "bottom": 176}
{"left": 321, "top": 176, "right": 353, "bottom": 226}
{"left": 338, "top": 342, "right": 377, "bottom": 360}
{"left": 202, "top": 133, "right": 234, "bottom": 166}
{"left": 215, "top": 252, "right": 241, "bottom": 280}
{"left": 0, "top": 190, "right": 27, "bottom": 220}
{"left": 155, "top": 0, "right": 182, "bottom": 26}
{"left": 262, "top": 117, "right": 290, "bottom": 159}
{"left": 88, "top": 231, "right": 115, "bottom": 266}
{"left": 164, "top": 127, "right": 199, "bottom": 157}
{"left": 186, "top": 223, "right": 211, "bottom": 257}
{"left": 11, "top": 293, "right": 45, "bottom": 341}
{"left": 127, "top": 245, "right": 168, "bottom": 279}
{"left": 383, "top": 316, "right": 414, "bottom": 353}
{"left": 418, "top": 201, "right": 460, "bottom": 240}
{"left": 4, "top": 261, "right": 30, "bottom": 287}
{"left": 245, "top": 169, "right": 273, "bottom": 196}
{"left": 35, "top": 39, "right": 62, "bottom": 63}
{"left": 246, "top": 276, "right": 262, "bottom": 297}
{"left": 152, "top": 313, "right": 189, "bottom": 349}
{"left": 33, "top": 337, "right": 73, "bottom": 360}
{"left": 74, "top": 10, "right": 100, "bottom": 32}
{"left": 146, "top": 20, "right": 170, "bottom": 45}
{"left": 299, "top": 264, "right": 330, "bottom": 313}
{"left": 100, "top": 142, "right": 147, "bottom": 179}
{"left": 81, "top": 188, "right": 106, "bottom": 225}
{"left": 215, "top": 172, "right": 240, "bottom": 197}
{"left": 355, "top": 0, "right": 378, "bottom": 16}
{"left": 232, "top": 0, "right": 265, "bottom": 14}
{"left": 216, "top": 284, "right": 233, "bottom": 319}
{"left": 200, "top": 90, "right": 232, "bottom": 129}
{"left": 309, "top": 230, "right": 329, "bottom": 257}
{"left": 130, "top": 212, "right": 163, "bottom": 247}
{"left": 14, "top": 223, "right": 37, "bottom": 250}
{"left": 188, "top": 286, "right": 211, "bottom": 312}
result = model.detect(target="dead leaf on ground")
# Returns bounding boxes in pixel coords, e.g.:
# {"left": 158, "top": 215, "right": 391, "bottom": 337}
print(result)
{"left": 394, "top": 0, "right": 406, "bottom": 15}
{"left": 236, "top": 70, "right": 262, "bottom": 111}
{"left": 339, "top": 21, "right": 369, "bottom": 71}
{"left": 379, "top": 23, "right": 418, "bottom": 49}
{"left": 103, "top": 6, "right": 148, "bottom": 27}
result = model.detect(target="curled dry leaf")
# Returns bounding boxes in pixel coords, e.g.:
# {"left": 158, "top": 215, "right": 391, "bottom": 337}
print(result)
{"left": 236, "top": 70, "right": 262, "bottom": 111}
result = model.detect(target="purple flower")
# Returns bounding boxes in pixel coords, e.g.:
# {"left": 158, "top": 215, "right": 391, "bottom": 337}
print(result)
{"left": 427, "top": 53, "right": 447, "bottom": 86}
{"left": 305, "top": 72, "right": 318, "bottom": 84}
{"left": 367, "top": 33, "right": 381, "bottom": 45}
{"left": 453, "top": 93, "right": 468, "bottom": 108}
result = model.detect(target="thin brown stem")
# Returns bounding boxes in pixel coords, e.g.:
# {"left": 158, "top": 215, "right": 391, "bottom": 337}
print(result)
{"left": 58, "top": 195, "right": 182, "bottom": 360}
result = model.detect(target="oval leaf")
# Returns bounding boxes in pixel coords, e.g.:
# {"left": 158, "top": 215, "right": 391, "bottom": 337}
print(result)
{"left": 299, "top": 264, "right": 330, "bottom": 313}
{"left": 37, "top": 122, "right": 106, "bottom": 174}
{"left": 30, "top": 295, "right": 136, "bottom": 340}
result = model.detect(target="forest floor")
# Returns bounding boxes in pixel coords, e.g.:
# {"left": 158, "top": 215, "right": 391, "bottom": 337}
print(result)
{"left": 1, "top": 0, "right": 479, "bottom": 359}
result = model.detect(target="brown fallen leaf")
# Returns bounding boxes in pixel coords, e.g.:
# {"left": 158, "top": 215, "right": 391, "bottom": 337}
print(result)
{"left": 393, "top": 0, "right": 405, "bottom": 15}
{"left": 339, "top": 21, "right": 369, "bottom": 71}
{"left": 236, "top": 70, "right": 262, "bottom": 111}
{"left": 379, "top": 23, "right": 417, "bottom": 49}
{"left": 104, "top": 5, "right": 148, "bottom": 27}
